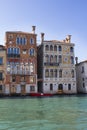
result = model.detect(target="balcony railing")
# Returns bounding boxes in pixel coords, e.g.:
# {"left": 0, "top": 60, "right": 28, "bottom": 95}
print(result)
{"left": 7, "top": 54, "right": 20, "bottom": 58}
{"left": 44, "top": 62, "right": 59, "bottom": 66}
{"left": 9, "top": 70, "right": 30, "bottom": 75}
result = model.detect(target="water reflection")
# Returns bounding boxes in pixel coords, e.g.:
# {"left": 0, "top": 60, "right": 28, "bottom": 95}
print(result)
{"left": 0, "top": 96, "right": 87, "bottom": 130}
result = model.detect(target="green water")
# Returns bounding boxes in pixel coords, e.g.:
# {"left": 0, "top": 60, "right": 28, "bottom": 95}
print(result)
{"left": 0, "top": 96, "right": 87, "bottom": 130}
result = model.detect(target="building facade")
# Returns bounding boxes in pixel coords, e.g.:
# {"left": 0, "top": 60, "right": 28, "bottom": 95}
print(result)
{"left": 5, "top": 26, "right": 37, "bottom": 95}
{"left": 0, "top": 45, "right": 6, "bottom": 95}
{"left": 37, "top": 33, "right": 77, "bottom": 94}
{"left": 76, "top": 60, "right": 87, "bottom": 93}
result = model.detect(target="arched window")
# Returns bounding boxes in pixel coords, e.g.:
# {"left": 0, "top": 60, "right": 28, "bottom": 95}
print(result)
{"left": 10, "top": 48, "right": 13, "bottom": 54}
{"left": 54, "top": 45, "right": 57, "bottom": 51}
{"left": 54, "top": 55, "right": 57, "bottom": 63}
{"left": 45, "top": 55, "right": 49, "bottom": 62}
{"left": 71, "top": 56, "right": 74, "bottom": 64}
{"left": 70, "top": 47, "right": 73, "bottom": 52}
{"left": 59, "top": 46, "right": 62, "bottom": 51}
{"left": 17, "top": 48, "right": 20, "bottom": 54}
{"left": 50, "top": 84, "right": 53, "bottom": 91}
{"left": 8, "top": 48, "right": 11, "bottom": 54}
{"left": 14, "top": 48, "right": 16, "bottom": 54}
{"left": 50, "top": 69, "right": 53, "bottom": 77}
{"left": 58, "top": 84, "right": 63, "bottom": 90}
{"left": 50, "top": 45, "right": 53, "bottom": 51}
{"left": 54, "top": 69, "right": 57, "bottom": 77}
{"left": 16, "top": 37, "right": 20, "bottom": 44}
{"left": 50, "top": 55, "right": 53, "bottom": 63}
{"left": 30, "top": 63, "right": 34, "bottom": 73}
{"left": 59, "top": 69, "right": 62, "bottom": 78}
{"left": 45, "top": 45, "right": 49, "bottom": 51}
{"left": 68, "top": 84, "right": 71, "bottom": 90}
{"left": 59, "top": 55, "right": 62, "bottom": 63}
{"left": 30, "top": 38, "right": 34, "bottom": 44}
{"left": 20, "top": 37, "right": 22, "bottom": 45}
{"left": 45, "top": 69, "right": 49, "bottom": 77}
{"left": 22, "top": 37, "right": 26, "bottom": 45}
{"left": 71, "top": 70, "right": 74, "bottom": 78}
{"left": 29, "top": 48, "right": 35, "bottom": 56}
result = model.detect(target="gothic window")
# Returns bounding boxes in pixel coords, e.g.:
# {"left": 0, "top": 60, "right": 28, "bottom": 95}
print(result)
{"left": 45, "top": 69, "right": 49, "bottom": 77}
{"left": 59, "top": 46, "right": 62, "bottom": 51}
{"left": 59, "top": 69, "right": 62, "bottom": 78}
{"left": 50, "top": 45, "right": 53, "bottom": 51}
{"left": 54, "top": 69, "right": 57, "bottom": 77}
{"left": 50, "top": 69, "right": 53, "bottom": 77}
{"left": 45, "top": 45, "right": 49, "bottom": 51}
{"left": 59, "top": 55, "right": 62, "bottom": 63}
{"left": 54, "top": 45, "right": 57, "bottom": 51}
{"left": 71, "top": 70, "right": 74, "bottom": 78}
{"left": 71, "top": 56, "right": 74, "bottom": 64}
{"left": 54, "top": 55, "right": 57, "bottom": 63}
{"left": 50, "top": 55, "right": 53, "bottom": 63}
{"left": 70, "top": 47, "right": 73, "bottom": 52}
{"left": 45, "top": 55, "right": 49, "bottom": 62}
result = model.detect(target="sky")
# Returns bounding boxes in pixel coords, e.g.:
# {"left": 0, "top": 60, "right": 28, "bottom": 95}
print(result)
{"left": 0, "top": 0, "right": 87, "bottom": 62}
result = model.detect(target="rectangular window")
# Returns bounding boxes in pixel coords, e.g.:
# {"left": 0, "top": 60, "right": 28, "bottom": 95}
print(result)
{"left": 0, "top": 57, "right": 3, "bottom": 65}
{"left": 0, "top": 85, "right": 2, "bottom": 90}
{"left": 0, "top": 73, "right": 3, "bottom": 80}
{"left": 12, "top": 75, "right": 16, "bottom": 82}
{"left": 20, "top": 76, "right": 25, "bottom": 82}
{"left": 83, "top": 83, "right": 85, "bottom": 88}
{"left": 82, "top": 66, "right": 84, "bottom": 73}
{"left": 30, "top": 76, "right": 34, "bottom": 83}
{"left": 50, "top": 84, "right": 53, "bottom": 91}
{"left": 30, "top": 86, "right": 35, "bottom": 91}
{"left": 68, "top": 84, "right": 71, "bottom": 90}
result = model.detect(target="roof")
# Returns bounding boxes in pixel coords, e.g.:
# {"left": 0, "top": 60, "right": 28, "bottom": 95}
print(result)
{"left": 76, "top": 60, "right": 87, "bottom": 66}
{"left": 6, "top": 31, "right": 37, "bottom": 35}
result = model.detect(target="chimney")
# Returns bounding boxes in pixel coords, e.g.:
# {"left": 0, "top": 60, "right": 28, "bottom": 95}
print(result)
{"left": 32, "top": 26, "right": 36, "bottom": 34}
{"left": 75, "top": 57, "right": 78, "bottom": 64}
{"left": 66, "top": 35, "right": 71, "bottom": 43}
{"left": 41, "top": 33, "right": 44, "bottom": 43}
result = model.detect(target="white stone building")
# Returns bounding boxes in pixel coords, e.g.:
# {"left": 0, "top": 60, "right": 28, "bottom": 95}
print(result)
{"left": 37, "top": 33, "right": 77, "bottom": 94}
{"left": 76, "top": 60, "right": 87, "bottom": 93}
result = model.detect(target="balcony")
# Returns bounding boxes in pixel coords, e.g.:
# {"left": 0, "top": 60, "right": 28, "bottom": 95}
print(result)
{"left": 7, "top": 54, "right": 20, "bottom": 58}
{"left": 44, "top": 62, "right": 59, "bottom": 66}
{"left": 9, "top": 70, "right": 30, "bottom": 75}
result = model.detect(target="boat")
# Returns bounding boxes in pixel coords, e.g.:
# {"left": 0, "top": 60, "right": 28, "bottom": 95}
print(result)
{"left": 29, "top": 93, "right": 53, "bottom": 97}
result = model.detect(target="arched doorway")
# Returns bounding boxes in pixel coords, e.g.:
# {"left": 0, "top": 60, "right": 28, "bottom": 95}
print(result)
{"left": 58, "top": 84, "right": 63, "bottom": 93}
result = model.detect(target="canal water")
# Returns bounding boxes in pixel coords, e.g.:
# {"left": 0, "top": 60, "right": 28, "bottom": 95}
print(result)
{"left": 0, "top": 96, "right": 87, "bottom": 130}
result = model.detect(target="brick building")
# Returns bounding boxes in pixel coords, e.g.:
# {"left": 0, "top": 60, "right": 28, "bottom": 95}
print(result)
{"left": 5, "top": 26, "right": 37, "bottom": 95}
{"left": 0, "top": 45, "right": 6, "bottom": 95}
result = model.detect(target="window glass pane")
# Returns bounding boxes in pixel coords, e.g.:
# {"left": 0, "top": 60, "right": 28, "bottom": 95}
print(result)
{"left": 0, "top": 58, "right": 3, "bottom": 65}
{"left": 20, "top": 37, "right": 22, "bottom": 44}
{"left": 0, "top": 73, "right": 2, "bottom": 80}
{"left": 8, "top": 48, "right": 11, "bottom": 54}
{"left": 30, "top": 38, "right": 34, "bottom": 44}
{"left": 16, "top": 37, "right": 19, "bottom": 44}
{"left": 30, "top": 49, "right": 34, "bottom": 56}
